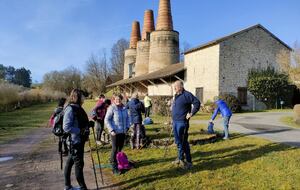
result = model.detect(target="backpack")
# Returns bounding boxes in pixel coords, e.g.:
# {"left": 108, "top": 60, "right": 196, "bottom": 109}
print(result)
{"left": 207, "top": 122, "right": 215, "bottom": 134}
{"left": 143, "top": 117, "right": 153, "bottom": 125}
{"left": 52, "top": 109, "right": 65, "bottom": 137}
{"left": 116, "top": 152, "right": 131, "bottom": 170}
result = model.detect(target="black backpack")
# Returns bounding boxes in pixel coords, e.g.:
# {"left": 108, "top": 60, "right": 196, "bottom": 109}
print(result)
{"left": 52, "top": 108, "right": 64, "bottom": 136}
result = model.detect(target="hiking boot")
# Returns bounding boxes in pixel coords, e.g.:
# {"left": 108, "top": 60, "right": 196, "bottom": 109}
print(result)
{"left": 62, "top": 151, "right": 69, "bottom": 157}
{"left": 172, "top": 159, "right": 185, "bottom": 167}
{"left": 96, "top": 140, "right": 102, "bottom": 145}
{"left": 64, "top": 186, "right": 73, "bottom": 190}
{"left": 184, "top": 162, "right": 193, "bottom": 170}
{"left": 112, "top": 168, "right": 121, "bottom": 176}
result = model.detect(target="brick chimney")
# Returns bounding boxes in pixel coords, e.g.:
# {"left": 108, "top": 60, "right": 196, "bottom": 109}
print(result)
{"left": 129, "top": 21, "right": 141, "bottom": 49}
{"left": 156, "top": 0, "right": 173, "bottom": 31}
{"left": 142, "top": 10, "right": 155, "bottom": 40}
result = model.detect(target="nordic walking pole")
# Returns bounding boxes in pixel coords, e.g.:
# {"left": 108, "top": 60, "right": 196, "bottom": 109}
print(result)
{"left": 60, "top": 137, "right": 63, "bottom": 170}
{"left": 163, "top": 98, "right": 173, "bottom": 158}
{"left": 88, "top": 138, "right": 99, "bottom": 190}
{"left": 91, "top": 126, "right": 105, "bottom": 185}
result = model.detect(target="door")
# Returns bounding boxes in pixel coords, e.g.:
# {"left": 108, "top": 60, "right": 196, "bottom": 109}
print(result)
{"left": 196, "top": 87, "right": 204, "bottom": 102}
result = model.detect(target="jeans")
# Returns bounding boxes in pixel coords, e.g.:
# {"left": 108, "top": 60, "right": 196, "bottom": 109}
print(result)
{"left": 173, "top": 120, "right": 191, "bottom": 163}
{"left": 95, "top": 120, "right": 104, "bottom": 141}
{"left": 223, "top": 116, "right": 231, "bottom": 139}
{"left": 131, "top": 123, "right": 142, "bottom": 148}
{"left": 64, "top": 143, "right": 87, "bottom": 189}
{"left": 110, "top": 133, "right": 126, "bottom": 169}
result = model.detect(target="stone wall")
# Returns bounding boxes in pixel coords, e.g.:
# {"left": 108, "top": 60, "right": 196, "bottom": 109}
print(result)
{"left": 219, "top": 27, "right": 291, "bottom": 94}
{"left": 184, "top": 44, "right": 220, "bottom": 103}
{"left": 124, "top": 49, "right": 137, "bottom": 79}
{"left": 148, "top": 83, "right": 173, "bottom": 96}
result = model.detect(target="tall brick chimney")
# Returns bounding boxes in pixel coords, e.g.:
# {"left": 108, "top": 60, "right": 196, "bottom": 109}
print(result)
{"left": 156, "top": 0, "right": 173, "bottom": 31}
{"left": 142, "top": 10, "right": 155, "bottom": 40}
{"left": 129, "top": 21, "right": 141, "bottom": 49}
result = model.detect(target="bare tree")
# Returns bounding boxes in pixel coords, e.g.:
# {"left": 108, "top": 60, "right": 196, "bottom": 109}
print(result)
{"left": 180, "top": 41, "right": 192, "bottom": 62}
{"left": 277, "top": 42, "right": 300, "bottom": 89}
{"left": 43, "top": 66, "right": 82, "bottom": 94}
{"left": 82, "top": 49, "right": 110, "bottom": 95}
{"left": 110, "top": 38, "right": 129, "bottom": 77}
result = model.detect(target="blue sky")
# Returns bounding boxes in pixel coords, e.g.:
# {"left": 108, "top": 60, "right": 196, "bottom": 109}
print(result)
{"left": 0, "top": 0, "right": 299, "bottom": 82}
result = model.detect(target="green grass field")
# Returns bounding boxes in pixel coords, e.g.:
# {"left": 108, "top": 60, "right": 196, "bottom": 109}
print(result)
{"left": 81, "top": 100, "right": 300, "bottom": 190}
{"left": 0, "top": 102, "right": 56, "bottom": 143}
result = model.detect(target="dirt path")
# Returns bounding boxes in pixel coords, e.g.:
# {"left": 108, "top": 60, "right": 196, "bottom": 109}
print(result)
{"left": 0, "top": 127, "right": 119, "bottom": 190}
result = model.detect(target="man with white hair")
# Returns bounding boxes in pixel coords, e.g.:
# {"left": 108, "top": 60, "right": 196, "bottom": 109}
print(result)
{"left": 171, "top": 80, "right": 200, "bottom": 169}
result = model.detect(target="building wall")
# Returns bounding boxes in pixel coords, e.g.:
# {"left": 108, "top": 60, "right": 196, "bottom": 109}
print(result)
{"left": 184, "top": 44, "right": 220, "bottom": 103}
{"left": 124, "top": 49, "right": 137, "bottom": 79}
{"left": 135, "top": 40, "right": 150, "bottom": 76}
{"left": 148, "top": 83, "right": 173, "bottom": 96}
{"left": 219, "top": 27, "right": 291, "bottom": 109}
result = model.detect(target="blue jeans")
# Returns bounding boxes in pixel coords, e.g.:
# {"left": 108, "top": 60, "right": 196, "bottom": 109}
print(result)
{"left": 173, "top": 120, "right": 191, "bottom": 163}
{"left": 223, "top": 116, "right": 231, "bottom": 138}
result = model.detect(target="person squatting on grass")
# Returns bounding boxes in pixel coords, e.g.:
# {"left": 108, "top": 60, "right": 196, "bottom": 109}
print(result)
{"left": 105, "top": 94, "right": 130, "bottom": 175}
{"left": 210, "top": 96, "right": 232, "bottom": 140}
{"left": 126, "top": 92, "right": 145, "bottom": 149}
{"left": 63, "top": 89, "right": 90, "bottom": 190}
{"left": 91, "top": 99, "right": 111, "bottom": 145}
{"left": 171, "top": 80, "right": 200, "bottom": 169}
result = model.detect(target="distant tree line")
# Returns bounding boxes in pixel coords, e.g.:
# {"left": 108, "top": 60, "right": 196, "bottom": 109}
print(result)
{"left": 43, "top": 38, "right": 129, "bottom": 96}
{"left": 0, "top": 64, "right": 32, "bottom": 87}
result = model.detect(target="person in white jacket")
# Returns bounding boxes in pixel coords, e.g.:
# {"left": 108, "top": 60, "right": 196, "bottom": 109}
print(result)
{"left": 104, "top": 94, "right": 130, "bottom": 175}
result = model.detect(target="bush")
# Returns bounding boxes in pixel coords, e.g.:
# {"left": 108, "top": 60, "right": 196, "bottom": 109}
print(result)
{"left": 219, "top": 93, "right": 242, "bottom": 113}
{"left": 150, "top": 96, "right": 172, "bottom": 116}
{"left": 0, "top": 80, "right": 66, "bottom": 112}
{"left": 248, "top": 67, "right": 291, "bottom": 109}
{"left": 202, "top": 100, "right": 215, "bottom": 113}
{"left": 294, "top": 104, "right": 300, "bottom": 125}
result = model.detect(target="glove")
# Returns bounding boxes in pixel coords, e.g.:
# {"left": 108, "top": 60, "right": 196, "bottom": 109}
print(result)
{"left": 88, "top": 120, "right": 95, "bottom": 128}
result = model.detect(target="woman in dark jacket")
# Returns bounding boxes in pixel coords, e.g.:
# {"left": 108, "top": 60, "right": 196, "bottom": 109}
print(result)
{"left": 126, "top": 92, "right": 145, "bottom": 149}
{"left": 63, "top": 89, "right": 90, "bottom": 190}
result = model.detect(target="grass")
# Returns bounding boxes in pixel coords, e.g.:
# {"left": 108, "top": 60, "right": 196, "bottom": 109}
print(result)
{"left": 280, "top": 116, "right": 300, "bottom": 128}
{"left": 81, "top": 100, "right": 300, "bottom": 190}
{"left": 2, "top": 100, "right": 300, "bottom": 189}
{"left": 0, "top": 102, "right": 56, "bottom": 143}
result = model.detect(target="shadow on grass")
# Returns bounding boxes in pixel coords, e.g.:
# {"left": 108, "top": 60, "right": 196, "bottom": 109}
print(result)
{"left": 103, "top": 142, "right": 295, "bottom": 189}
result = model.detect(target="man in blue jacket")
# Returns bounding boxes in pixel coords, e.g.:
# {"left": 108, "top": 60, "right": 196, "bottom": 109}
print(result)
{"left": 126, "top": 92, "right": 145, "bottom": 149}
{"left": 171, "top": 80, "right": 200, "bottom": 169}
{"left": 210, "top": 96, "right": 232, "bottom": 140}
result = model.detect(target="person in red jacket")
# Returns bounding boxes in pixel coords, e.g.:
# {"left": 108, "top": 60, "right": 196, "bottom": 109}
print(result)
{"left": 91, "top": 99, "right": 111, "bottom": 145}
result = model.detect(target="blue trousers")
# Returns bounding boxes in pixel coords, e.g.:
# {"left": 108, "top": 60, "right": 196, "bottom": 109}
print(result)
{"left": 223, "top": 116, "right": 231, "bottom": 138}
{"left": 173, "top": 120, "right": 191, "bottom": 163}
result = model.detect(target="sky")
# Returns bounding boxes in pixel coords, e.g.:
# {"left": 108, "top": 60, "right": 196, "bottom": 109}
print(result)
{"left": 0, "top": 0, "right": 299, "bottom": 83}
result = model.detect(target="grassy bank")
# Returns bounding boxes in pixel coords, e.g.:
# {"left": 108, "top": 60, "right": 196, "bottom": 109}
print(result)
{"left": 82, "top": 100, "right": 300, "bottom": 190}
{"left": 0, "top": 102, "right": 56, "bottom": 143}
{"left": 280, "top": 116, "right": 300, "bottom": 128}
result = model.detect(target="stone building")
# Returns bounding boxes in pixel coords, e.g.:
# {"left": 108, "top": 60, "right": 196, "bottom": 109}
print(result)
{"left": 107, "top": 0, "right": 292, "bottom": 110}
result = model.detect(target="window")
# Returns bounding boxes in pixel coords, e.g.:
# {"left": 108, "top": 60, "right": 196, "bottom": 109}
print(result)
{"left": 196, "top": 87, "right": 204, "bottom": 103}
{"left": 129, "top": 63, "right": 135, "bottom": 78}
{"left": 238, "top": 87, "right": 247, "bottom": 105}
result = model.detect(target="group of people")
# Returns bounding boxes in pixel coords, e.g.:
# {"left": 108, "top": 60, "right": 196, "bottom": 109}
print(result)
{"left": 53, "top": 80, "right": 232, "bottom": 190}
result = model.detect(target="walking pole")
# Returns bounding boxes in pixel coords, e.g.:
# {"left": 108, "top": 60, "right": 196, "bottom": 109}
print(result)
{"left": 88, "top": 138, "right": 99, "bottom": 190}
{"left": 163, "top": 99, "right": 173, "bottom": 158}
{"left": 59, "top": 137, "right": 63, "bottom": 170}
{"left": 91, "top": 126, "right": 105, "bottom": 185}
